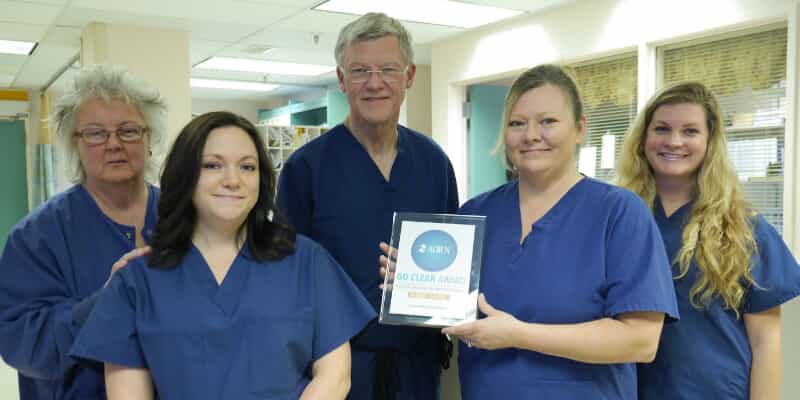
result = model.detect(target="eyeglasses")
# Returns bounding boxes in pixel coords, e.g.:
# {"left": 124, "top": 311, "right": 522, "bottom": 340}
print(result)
{"left": 346, "top": 66, "right": 406, "bottom": 84}
{"left": 75, "top": 125, "right": 149, "bottom": 145}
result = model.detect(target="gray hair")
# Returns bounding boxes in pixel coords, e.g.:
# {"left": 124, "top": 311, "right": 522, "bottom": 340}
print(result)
{"left": 334, "top": 12, "right": 415, "bottom": 68}
{"left": 53, "top": 64, "right": 168, "bottom": 183}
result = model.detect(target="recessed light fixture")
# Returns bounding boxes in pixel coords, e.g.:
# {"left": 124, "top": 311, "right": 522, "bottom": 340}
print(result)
{"left": 314, "top": 0, "right": 523, "bottom": 28}
{"left": 195, "top": 57, "right": 334, "bottom": 76}
{"left": 190, "top": 78, "right": 279, "bottom": 92}
{"left": 0, "top": 39, "right": 37, "bottom": 55}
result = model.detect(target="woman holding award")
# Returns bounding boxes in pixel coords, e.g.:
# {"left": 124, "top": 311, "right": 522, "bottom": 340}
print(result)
{"left": 381, "top": 64, "right": 679, "bottom": 399}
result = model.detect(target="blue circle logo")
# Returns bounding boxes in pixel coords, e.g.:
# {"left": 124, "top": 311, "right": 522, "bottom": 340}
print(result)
{"left": 411, "top": 230, "right": 458, "bottom": 272}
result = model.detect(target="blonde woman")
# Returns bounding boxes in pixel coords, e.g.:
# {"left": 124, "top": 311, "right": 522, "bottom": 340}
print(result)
{"left": 618, "top": 81, "right": 800, "bottom": 400}
{"left": 431, "top": 64, "right": 678, "bottom": 399}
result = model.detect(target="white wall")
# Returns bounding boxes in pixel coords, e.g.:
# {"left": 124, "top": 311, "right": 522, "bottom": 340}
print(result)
{"left": 191, "top": 97, "right": 283, "bottom": 125}
{"left": 430, "top": 0, "right": 799, "bottom": 398}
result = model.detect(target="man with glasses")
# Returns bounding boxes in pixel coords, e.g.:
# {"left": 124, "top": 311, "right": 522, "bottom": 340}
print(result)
{"left": 277, "top": 12, "right": 458, "bottom": 400}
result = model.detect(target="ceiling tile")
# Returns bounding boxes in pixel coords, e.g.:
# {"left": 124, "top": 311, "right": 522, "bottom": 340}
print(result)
{"left": 12, "top": 43, "right": 78, "bottom": 89}
{"left": 40, "top": 25, "right": 82, "bottom": 46}
{"left": 0, "top": 0, "right": 62, "bottom": 24}
{"left": 70, "top": 0, "right": 303, "bottom": 26}
{"left": 188, "top": 21, "right": 263, "bottom": 43}
{"left": 0, "top": 21, "right": 48, "bottom": 42}
{"left": 230, "top": 0, "right": 322, "bottom": 8}
{"left": 271, "top": 10, "right": 463, "bottom": 44}
{"left": 20, "top": 0, "right": 71, "bottom": 5}
{"left": 189, "top": 39, "right": 232, "bottom": 64}
{"left": 463, "top": 0, "right": 574, "bottom": 13}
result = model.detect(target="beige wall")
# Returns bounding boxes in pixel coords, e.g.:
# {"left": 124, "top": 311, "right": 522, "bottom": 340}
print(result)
{"left": 82, "top": 23, "right": 191, "bottom": 148}
{"left": 406, "top": 65, "right": 433, "bottom": 135}
{"left": 0, "top": 362, "right": 17, "bottom": 400}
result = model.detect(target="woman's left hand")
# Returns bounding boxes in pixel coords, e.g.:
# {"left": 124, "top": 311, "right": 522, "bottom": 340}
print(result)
{"left": 442, "top": 293, "right": 520, "bottom": 350}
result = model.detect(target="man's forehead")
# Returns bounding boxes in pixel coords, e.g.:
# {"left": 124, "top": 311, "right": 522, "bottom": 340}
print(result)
{"left": 343, "top": 36, "right": 404, "bottom": 63}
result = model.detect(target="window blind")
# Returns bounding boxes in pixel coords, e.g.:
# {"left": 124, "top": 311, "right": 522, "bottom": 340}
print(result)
{"left": 570, "top": 54, "right": 638, "bottom": 183}
{"left": 662, "top": 28, "right": 788, "bottom": 234}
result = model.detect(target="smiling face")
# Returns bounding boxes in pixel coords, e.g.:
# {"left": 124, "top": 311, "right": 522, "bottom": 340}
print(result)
{"left": 75, "top": 98, "right": 149, "bottom": 187}
{"left": 337, "top": 35, "right": 415, "bottom": 128}
{"left": 192, "top": 125, "right": 260, "bottom": 230}
{"left": 644, "top": 102, "right": 710, "bottom": 186}
{"left": 505, "top": 84, "right": 585, "bottom": 180}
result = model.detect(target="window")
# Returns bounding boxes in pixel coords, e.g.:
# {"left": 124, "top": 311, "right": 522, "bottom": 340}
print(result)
{"left": 661, "top": 27, "right": 788, "bottom": 233}
{"left": 570, "top": 54, "right": 638, "bottom": 182}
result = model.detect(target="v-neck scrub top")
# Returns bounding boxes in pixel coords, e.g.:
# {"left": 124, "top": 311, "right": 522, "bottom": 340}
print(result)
{"left": 637, "top": 199, "right": 800, "bottom": 400}
{"left": 457, "top": 178, "right": 679, "bottom": 400}
{"left": 0, "top": 184, "right": 159, "bottom": 400}
{"left": 70, "top": 235, "right": 375, "bottom": 399}
{"left": 276, "top": 124, "right": 459, "bottom": 399}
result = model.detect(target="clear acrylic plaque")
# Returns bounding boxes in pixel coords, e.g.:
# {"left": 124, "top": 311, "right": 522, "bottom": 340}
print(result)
{"left": 379, "top": 212, "right": 486, "bottom": 327}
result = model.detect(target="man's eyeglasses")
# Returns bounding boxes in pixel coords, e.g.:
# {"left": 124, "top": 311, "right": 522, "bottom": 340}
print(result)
{"left": 346, "top": 66, "right": 406, "bottom": 84}
{"left": 75, "top": 125, "right": 149, "bottom": 145}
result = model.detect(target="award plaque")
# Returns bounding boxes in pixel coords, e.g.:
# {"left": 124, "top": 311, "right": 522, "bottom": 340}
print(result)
{"left": 379, "top": 212, "right": 486, "bottom": 327}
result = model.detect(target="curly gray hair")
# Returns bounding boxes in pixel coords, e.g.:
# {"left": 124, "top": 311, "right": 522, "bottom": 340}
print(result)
{"left": 53, "top": 64, "right": 168, "bottom": 183}
{"left": 334, "top": 12, "right": 415, "bottom": 68}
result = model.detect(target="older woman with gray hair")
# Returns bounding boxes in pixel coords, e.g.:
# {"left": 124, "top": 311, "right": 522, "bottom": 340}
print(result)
{"left": 0, "top": 64, "right": 166, "bottom": 400}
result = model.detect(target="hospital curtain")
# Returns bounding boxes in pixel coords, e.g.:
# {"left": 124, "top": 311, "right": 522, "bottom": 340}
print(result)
{"left": 31, "top": 92, "right": 56, "bottom": 208}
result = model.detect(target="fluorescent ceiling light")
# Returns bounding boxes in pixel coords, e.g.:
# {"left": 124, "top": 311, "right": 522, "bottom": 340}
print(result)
{"left": 190, "top": 78, "right": 279, "bottom": 92}
{"left": 314, "top": 0, "right": 523, "bottom": 28}
{"left": 195, "top": 57, "right": 334, "bottom": 76}
{"left": 0, "top": 39, "right": 37, "bottom": 55}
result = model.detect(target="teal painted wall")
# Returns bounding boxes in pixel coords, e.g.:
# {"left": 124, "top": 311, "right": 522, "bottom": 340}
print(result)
{"left": 257, "top": 90, "right": 349, "bottom": 127}
{"left": 325, "top": 90, "right": 349, "bottom": 127}
{"left": 0, "top": 120, "right": 28, "bottom": 248}
{"left": 468, "top": 85, "right": 508, "bottom": 198}
{"left": 290, "top": 107, "right": 327, "bottom": 126}
{"left": 258, "top": 96, "right": 327, "bottom": 122}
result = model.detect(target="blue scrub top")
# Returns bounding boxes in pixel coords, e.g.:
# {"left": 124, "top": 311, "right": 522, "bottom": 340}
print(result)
{"left": 70, "top": 235, "right": 375, "bottom": 400}
{"left": 457, "top": 178, "right": 679, "bottom": 400}
{"left": 638, "top": 199, "right": 800, "bottom": 400}
{"left": 277, "top": 124, "right": 459, "bottom": 399}
{"left": 0, "top": 184, "right": 159, "bottom": 400}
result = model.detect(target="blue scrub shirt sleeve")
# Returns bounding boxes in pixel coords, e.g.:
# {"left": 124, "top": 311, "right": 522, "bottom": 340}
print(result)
{"left": 744, "top": 215, "right": 800, "bottom": 313}
{"left": 0, "top": 223, "right": 96, "bottom": 380}
{"left": 309, "top": 241, "right": 376, "bottom": 361}
{"left": 603, "top": 192, "right": 680, "bottom": 320}
{"left": 277, "top": 155, "right": 313, "bottom": 235}
{"left": 70, "top": 270, "right": 146, "bottom": 368}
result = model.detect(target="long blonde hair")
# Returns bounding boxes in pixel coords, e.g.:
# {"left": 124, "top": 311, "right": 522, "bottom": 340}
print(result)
{"left": 617, "top": 82, "right": 757, "bottom": 316}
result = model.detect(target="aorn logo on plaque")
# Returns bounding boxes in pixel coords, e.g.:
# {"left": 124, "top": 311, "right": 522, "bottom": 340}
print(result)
{"left": 411, "top": 230, "right": 458, "bottom": 272}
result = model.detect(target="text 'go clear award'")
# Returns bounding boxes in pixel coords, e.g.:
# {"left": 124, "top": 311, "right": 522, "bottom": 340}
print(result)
{"left": 379, "top": 212, "right": 486, "bottom": 327}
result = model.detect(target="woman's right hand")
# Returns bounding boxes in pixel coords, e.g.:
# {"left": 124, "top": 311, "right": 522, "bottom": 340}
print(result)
{"left": 105, "top": 246, "right": 151, "bottom": 287}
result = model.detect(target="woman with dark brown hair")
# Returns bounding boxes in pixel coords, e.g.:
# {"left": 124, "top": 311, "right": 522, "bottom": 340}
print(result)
{"left": 71, "top": 111, "right": 374, "bottom": 399}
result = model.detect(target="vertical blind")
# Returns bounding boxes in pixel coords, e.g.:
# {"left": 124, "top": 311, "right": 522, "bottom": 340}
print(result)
{"left": 662, "top": 28, "right": 788, "bottom": 234}
{"left": 570, "top": 54, "right": 639, "bottom": 183}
